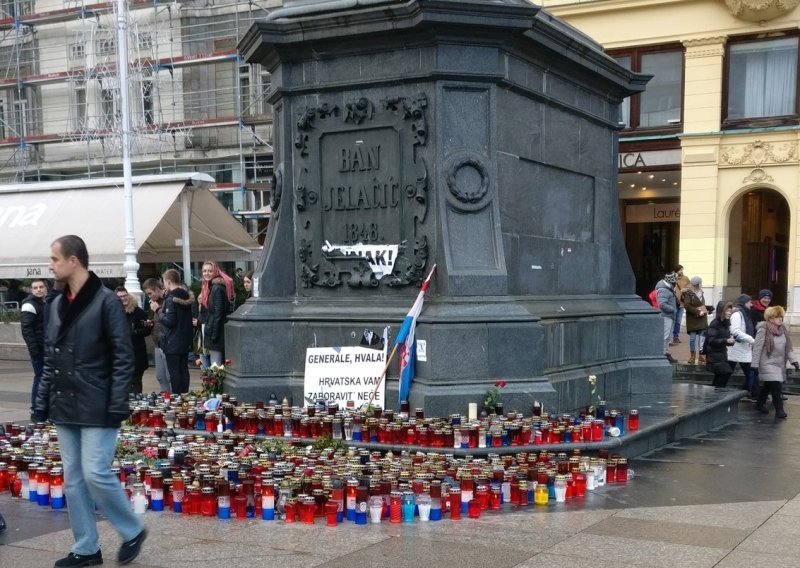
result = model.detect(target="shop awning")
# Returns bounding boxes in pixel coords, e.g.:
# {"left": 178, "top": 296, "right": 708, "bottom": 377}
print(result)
{"left": 0, "top": 173, "right": 261, "bottom": 279}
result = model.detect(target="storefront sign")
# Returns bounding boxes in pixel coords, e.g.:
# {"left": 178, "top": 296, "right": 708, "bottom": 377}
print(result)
{"left": 625, "top": 203, "right": 680, "bottom": 223}
{"left": 304, "top": 346, "right": 387, "bottom": 406}
{"left": 618, "top": 149, "right": 680, "bottom": 169}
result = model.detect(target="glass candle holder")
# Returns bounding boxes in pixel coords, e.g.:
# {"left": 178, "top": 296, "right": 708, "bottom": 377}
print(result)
{"left": 467, "top": 498, "right": 481, "bottom": 519}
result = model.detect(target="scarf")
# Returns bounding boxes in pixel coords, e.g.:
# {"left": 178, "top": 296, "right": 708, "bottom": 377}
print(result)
{"left": 765, "top": 321, "right": 794, "bottom": 360}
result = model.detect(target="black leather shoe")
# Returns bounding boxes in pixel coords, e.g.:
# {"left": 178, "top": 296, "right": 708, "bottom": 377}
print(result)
{"left": 54, "top": 551, "right": 103, "bottom": 567}
{"left": 0, "top": 512, "right": 6, "bottom": 534}
{"left": 118, "top": 528, "right": 146, "bottom": 565}
{"left": 755, "top": 405, "right": 769, "bottom": 414}
{"left": 776, "top": 410, "right": 788, "bottom": 419}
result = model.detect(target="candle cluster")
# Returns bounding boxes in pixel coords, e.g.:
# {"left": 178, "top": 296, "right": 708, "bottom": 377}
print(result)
{"left": 0, "top": 416, "right": 634, "bottom": 525}
{"left": 126, "top": 393, "right": 640, "bottom": 449}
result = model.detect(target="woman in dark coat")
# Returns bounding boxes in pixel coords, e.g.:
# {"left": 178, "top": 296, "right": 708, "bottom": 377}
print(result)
{"left": 198, "top": 261, "right": 234, "bottom": 366}
{"left": 115, "top": 287, "right": 151, "bottom": 394}
{"left": 705, "top": 301, "right": 735, "bottom": 387}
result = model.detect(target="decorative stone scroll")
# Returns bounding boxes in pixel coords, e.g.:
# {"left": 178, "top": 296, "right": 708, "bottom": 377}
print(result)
{"left": 720, "top": 139, "right": 798, "bottom": 167}
{"left": 293, "top": 93, "right": 431, "bottom": 289}
{"left": 722, "top": 0, "right": 800, "bottom": 22}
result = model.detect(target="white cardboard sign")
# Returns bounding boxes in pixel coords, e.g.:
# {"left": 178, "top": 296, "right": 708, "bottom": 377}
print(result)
{"left": 303, "top": 346, "right": 387, "bottom": 407}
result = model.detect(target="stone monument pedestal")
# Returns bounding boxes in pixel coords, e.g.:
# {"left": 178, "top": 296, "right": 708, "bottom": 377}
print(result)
{"left": 228, "top": 0, "right": 670, "bottom": 416}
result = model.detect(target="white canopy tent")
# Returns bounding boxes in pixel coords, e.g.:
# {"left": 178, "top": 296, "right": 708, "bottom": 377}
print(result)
{"left": 0, "top": 173, "right": 261, "bottom": 280}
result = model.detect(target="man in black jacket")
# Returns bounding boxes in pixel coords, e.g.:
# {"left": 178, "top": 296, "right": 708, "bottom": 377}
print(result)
{"left": 160, "top": 268, "right": 194, "bottom": 394}
{"left": 32, "top": 235, "right": 146, "bottom": 567}
{"left": 20, "top": 278, "right": 47, "bottom": 412}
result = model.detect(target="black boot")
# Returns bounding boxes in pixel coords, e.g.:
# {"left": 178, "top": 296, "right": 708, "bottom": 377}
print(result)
{"left": 772, "top": 382, "right": 787, "bottom": 419}
{"left": 755, "top": 384, "right": 770, "bottom": 414}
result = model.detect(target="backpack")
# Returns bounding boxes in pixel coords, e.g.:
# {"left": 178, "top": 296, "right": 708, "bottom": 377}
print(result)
{"left": 648, "top": 289, "right": 659, "bottom": 309}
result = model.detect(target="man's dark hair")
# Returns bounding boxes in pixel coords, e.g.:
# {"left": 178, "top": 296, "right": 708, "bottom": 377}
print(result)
{"left": 53, "top": 235, "right": 89, "bottom": 268}
{"left": 29, "top": 278, "right": 48, "bottom": 288}
{"left": 673, "top": 264, "right": 684, "bottom": 272}
{"left": 142, "top": 277, "right": 162, "bottom": 291}
{"left": 162, "top": 269, "right": 181, "bottom": 285}
{"left": 114, "top": 286, "right": 128, "bottom": 294}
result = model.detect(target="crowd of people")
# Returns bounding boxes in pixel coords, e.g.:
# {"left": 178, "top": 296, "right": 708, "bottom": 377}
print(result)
{"left": 20, "top": 258, "right": 252, "bottom": 403}
{"left": 653, "top": 267, "right": 797, "bottom": 419}
{"left": 13, "top": 235, "right": 259, "bottom": 566}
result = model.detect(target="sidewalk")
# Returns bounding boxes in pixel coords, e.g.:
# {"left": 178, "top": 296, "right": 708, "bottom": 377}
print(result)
{"left": 3, "top": 361, "right": 800, "bottom": 566}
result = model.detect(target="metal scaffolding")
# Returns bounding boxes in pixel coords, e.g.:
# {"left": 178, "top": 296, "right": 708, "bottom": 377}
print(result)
{"left": 0, "top": 0, "right": 277, "bottom": 236}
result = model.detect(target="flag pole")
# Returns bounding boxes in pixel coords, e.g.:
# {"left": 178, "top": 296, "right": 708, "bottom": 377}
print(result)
{"left": 366, "top": 264, "right": 437, "bottom": 411}
{"left": 366, "top": 342, "right": 399, "bottom": 410}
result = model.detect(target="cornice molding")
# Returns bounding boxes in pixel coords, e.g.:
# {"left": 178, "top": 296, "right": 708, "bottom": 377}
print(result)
{"left": 683, "top": 36, "right": 727, "bottom": 58}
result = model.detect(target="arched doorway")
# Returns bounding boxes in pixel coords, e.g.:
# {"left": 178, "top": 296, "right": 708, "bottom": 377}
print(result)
{"left": 727, "top": 188, "right": 790, "bottom": 305}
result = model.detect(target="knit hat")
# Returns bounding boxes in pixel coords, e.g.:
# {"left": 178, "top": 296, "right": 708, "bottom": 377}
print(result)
{"left": 758, "top": 289, "right": 773, "bottom": 300}
{"left": 735, "top": 294, "right": 752, "bottom": 305}
{"left": 690, "top": 276, "right": 702, "bottom": 287}
{"left": 664, "top": 272, "right": 677, "bottom": 284}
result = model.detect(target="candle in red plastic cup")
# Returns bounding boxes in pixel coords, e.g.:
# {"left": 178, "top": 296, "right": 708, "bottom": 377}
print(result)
{"left": 325, "top": 500, "right": 339, "bottom": 526}
{"left": 628, "top": 409, "right": 639, "bottom": 431}
{"left": 467, "top": 499, "right": 481, "bottom": 519}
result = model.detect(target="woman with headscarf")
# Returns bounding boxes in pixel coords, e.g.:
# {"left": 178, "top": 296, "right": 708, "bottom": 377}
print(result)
{"left": 752, "top": 305, "right": 799, "bottom": 419}
{"left": 706, "top": 301, "right": 735, "bottom": 387}
{"left": 198, "top": 261, "right": 235, "bottom": 366}
{"left": 681, "top": 276, "right": 709, "bottom": 365}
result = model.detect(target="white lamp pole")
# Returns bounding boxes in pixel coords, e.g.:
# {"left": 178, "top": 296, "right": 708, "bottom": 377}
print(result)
{"left": 117, "top": 0, "right": 141, "bottom": 298}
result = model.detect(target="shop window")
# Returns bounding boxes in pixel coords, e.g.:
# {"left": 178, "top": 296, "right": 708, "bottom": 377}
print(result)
{"left": 725, "top": 35, "right": 798, "bottom": 127}
{"left": 612, "top": 46, "right": 683, "bottom": 131}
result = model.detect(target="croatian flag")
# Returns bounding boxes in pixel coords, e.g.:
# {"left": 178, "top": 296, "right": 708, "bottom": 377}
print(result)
{"left": 396, "top": 264, "right": 437, "bottom": 407}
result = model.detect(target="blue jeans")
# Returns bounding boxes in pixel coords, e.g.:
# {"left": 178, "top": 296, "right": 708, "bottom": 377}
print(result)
{"left": 673, "top": 307, "right": 684, "bottom": 339}
{"left": 57, "top": 425, "right": 142, "bottom": 555}
{"left": 688, "top": 330, "right": 706, "bottom": 352}
{"left": 30, "top": 355, "right": 44, "bottom": 411}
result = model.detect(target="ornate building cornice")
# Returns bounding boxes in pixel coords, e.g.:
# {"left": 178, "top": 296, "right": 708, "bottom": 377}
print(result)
{"left": 683, "top": 37, "right": 727, "bottom": 58}
{"left": 722, "top": 0, "right": 800, "bottom": 22}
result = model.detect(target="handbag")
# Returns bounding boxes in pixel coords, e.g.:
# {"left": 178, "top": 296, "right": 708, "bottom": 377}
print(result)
{"left": 193, "top": 327, "right": 208, "bottom": 356}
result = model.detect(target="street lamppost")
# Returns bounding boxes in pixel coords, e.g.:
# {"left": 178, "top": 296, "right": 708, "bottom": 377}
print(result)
{"left": 116, "top": 0, "right": 141, "bottom": 298}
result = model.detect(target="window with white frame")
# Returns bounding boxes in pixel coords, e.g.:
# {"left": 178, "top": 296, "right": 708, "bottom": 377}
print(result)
{"left": 69, "top": 79, "right": 86, "bottom": 131}
{"left": 99, "top": 87, "right": 118, "bottom": 130}
{"left": 96, "top": 36, "right": 116, "bottom": 57}
{"left": 137, "top": 32, "right": 152, "bottom": 51}
{"left": 69, "top": 42, "right": 85, "bottom": 61}
{"left": 726, "top": 35, "right": 798, "bottom": 123}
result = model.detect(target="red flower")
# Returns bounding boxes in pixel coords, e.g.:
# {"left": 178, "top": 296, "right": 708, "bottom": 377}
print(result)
{"left": 224, "top": 359, "right": 232, "bottom": 366}
{"left": 495, "top": 380, "right": 507, "bottom": 388}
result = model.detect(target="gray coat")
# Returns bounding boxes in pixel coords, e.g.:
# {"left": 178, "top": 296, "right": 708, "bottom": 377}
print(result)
{"left": 751, "top": 322, "right": 798, "bottom": 383}
{"left": 655, "top": 279, "right": 677, "bottom": 317}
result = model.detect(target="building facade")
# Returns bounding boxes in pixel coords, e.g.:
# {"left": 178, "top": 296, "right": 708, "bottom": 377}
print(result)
{"left": 0, "top": 0, "right": 279, "bottom": 243}
{"left": 542, "top": 0, "right": 800, "bottom": 320}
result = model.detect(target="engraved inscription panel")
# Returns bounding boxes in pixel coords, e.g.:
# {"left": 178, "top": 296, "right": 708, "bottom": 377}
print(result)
{"left": 294, "top": 94, "right": 430, "bottom": 290}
